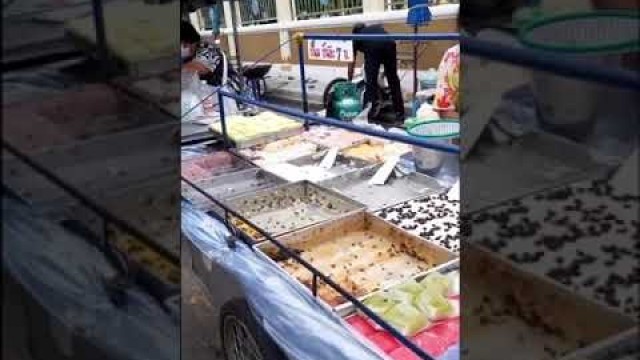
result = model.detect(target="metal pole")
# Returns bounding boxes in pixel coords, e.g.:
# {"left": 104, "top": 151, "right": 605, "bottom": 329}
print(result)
{"left": 298, "top": 43, "right": 309, "bottom": 113}
{"left": 413, "top": 25, "right": 419, "bottom": 110}
{"left": 218, "top": 91, "right": 230, "bottom": 149}
{"left": 230, "top": 0, "right": 243, "bottom": 78}
{"left": 298, "top": 41, "right": 310, "bottom": 128}
{"left": 91, "top": 0, "right": 109, "bottom": 75}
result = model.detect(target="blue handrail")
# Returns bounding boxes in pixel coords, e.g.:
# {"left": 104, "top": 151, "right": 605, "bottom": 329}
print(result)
{"left": 303, "top": 32, "right": 461, "bottom": 41}
{"left": 462, "top": 36, "right": 640, "bottom": 91}
{"left": 217, "top": 89, "right": 461, "bottom": 154}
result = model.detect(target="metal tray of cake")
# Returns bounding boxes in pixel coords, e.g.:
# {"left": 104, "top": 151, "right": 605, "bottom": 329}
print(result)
{"left": 181, "top": 168, "right": 286, "bottom": 211}
{"left": 559, "top": 328, "right": 638, "bottom": 360}
{"left": 223, "top": 181, "right": 366, "bottom": 240}
{"left": 209, "top": 117, "right": 305, "bottom": 149}
{"left": 41, "top": 174, "right": 181, "bottom": 258}
{"left": 255, "top": 211, "right": 456, "bottom": 310}
{"left": 319, "top": 166, "right": 445, "bottom": 211}
{"left": 4, "top": 123, "right": 179, "bottom": 205}
{"left": 457, "top": 245, "right": 633, "bottom": 360}
{"left": 181, "top": 150, "right": 257, "bottom": 182}
{"left": 337, "top": 258, "right": 460, "bottom": 316}
{"left": 337, "top": 248, "right": 633, "bottom": 360}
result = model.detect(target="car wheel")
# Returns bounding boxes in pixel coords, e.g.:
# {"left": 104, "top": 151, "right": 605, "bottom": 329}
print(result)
{"left": 220, "top": 299, "right": 285, "bottom": 360}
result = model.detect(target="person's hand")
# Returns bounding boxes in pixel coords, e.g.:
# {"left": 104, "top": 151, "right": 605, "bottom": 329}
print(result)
{"left": 183, "top": 60, "right": 212, "bottom": 76}
{"left": 347, "top": 60, "right": 356, "bottom": 81}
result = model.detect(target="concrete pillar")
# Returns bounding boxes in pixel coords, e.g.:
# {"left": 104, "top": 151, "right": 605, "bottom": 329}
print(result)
{"left": 275, "top": 0, "right": 294, "bottom": 61}
{"left": 223, "top": 0, "right": 237, "bottom": 56}
{"left": 363, "top": 0, "right": 386, "bottom": 13}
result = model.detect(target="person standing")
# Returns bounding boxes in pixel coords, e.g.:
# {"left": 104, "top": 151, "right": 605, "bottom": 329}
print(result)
{"left": 348, "top": 23, "right": 405, "bottom": 122}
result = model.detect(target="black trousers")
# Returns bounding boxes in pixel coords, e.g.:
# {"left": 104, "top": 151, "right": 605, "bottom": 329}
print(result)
{"left": 363, "top": 45, "right": 404, "bottom": 119}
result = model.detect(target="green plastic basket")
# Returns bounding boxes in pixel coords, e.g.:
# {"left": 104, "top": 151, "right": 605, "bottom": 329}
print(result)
{"left": 407, "top": 120, "right": 460, "bottom": 140}
{"left": 407, "top": 120, "right": 459, "bottom": 173}
{"left": 518, "top": 11, "right": 640, "bottom": 54}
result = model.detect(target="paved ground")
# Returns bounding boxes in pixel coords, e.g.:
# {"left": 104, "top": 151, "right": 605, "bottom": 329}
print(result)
{"left": 182, "top": 244, "right": 224, "bottom": 360}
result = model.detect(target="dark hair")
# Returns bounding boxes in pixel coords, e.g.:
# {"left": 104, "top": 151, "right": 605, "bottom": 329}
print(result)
{"left": 352, "top": 22, "right": 366, "bottom": 34}
{"left": 181, "top": 20, "right": 201, "bottom": 44}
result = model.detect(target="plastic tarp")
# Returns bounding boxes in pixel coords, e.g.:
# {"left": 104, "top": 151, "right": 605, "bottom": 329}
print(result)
{"left": 181, "top": 200, "right": 388, "bottom": 360}
{"left": 2, "top": 70, "right": 73, "bottom": 106}
{"left": 2, "top": 195, "right": 178, "bottom": 360}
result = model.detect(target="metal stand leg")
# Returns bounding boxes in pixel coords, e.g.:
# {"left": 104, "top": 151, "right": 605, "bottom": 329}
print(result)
{"left": 91, "top": 0, "right": 109, "bottom": 77}
{"left": 298, "top": 43, "right": 309, "bottom": 128}
{"left": 218, "top": 91, "right": 230, "bottom": 149}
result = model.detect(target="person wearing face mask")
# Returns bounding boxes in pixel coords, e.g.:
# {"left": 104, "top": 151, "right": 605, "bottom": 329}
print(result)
{"left": 181, "top": 20, "right": 212, "bottom": 76}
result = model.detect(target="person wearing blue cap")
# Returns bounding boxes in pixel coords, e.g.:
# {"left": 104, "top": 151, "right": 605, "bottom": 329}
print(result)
{"left": 348, "top": 23, "right": 405, "bottom": 123}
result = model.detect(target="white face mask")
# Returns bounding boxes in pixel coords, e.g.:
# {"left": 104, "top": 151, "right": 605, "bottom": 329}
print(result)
{"left": 181, "top": 46, "right": 192, "bottom": 59}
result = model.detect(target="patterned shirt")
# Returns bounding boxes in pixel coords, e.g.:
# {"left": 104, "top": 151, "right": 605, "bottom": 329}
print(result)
{"left": 433, "top": 44, "right": 460, "bottom": 113}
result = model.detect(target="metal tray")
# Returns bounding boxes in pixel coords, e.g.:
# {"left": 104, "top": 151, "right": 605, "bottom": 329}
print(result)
{"left": 255, "top": 211, "right": 456, "bottom": 310}
{"left": 44, "top": 175, "right": 181, "bottom": 258}
{"left": 3, "top": 123, "right": 179, "bottom": 205}
{"left": 289, "top": 152, "right": 374, "bottom": 175}
{"left": 339, "top": 245, "right": 634, "bottom": 360}
{"left": 210, "top": 120, "right": 304, "bottom": 149}
{"left": 181, "top": 150, "right": 256, "bottom": 182}
{"left": 464, "top": 130, "right": 611, "bottom": 213}
{"left": 559, "top": 328, "right": 638, "bottom": 360}
{"left": 261, "top": 153, "right": 377, "bottom": 183}
{"left": 319, "top": 166, "right": 445, "bottom": 211}
{"left": 235, "top": 126, "right": 304, "bottom": 149}
{"left": 338, "top": 258, "right": 460, "bottom": 316}
{"left": 461, "top": 246, "right": 632, "bottom": 360}
{"left": 181, "top": 168, "right": 286, "bottom": 210}
{"left": 223, "top": 181, "right": 366, "bottom": 240}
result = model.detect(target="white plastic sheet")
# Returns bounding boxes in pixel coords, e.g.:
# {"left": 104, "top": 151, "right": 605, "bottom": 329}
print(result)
{"left": 181, "top": 201, "right": 387, "bottom": 360}
{"left": 2, "top": 195, "right": 178, "bottom": 360}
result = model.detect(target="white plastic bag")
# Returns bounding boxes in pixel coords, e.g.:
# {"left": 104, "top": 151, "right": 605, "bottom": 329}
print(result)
{"left": 181, "top": 71, "right": 203, "bottom": 122}
{"left": 353, "top": 104, "right": 371, "bottom": 126}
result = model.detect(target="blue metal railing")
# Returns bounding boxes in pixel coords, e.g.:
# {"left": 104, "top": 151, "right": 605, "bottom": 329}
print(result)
{"left": 303, "top": 32, "right": 461, "bottom": 41}
{"left": 200, "top": 30, "right": 638, "bottom": 360}
{"left": 216, "top": 89, "right": 461, "bottom": 154}
{"left": 294, "top": 32, "right": 639, "bottom": 115}
{"left": 462, "top": 36, "right": 640, "bottom": 91}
